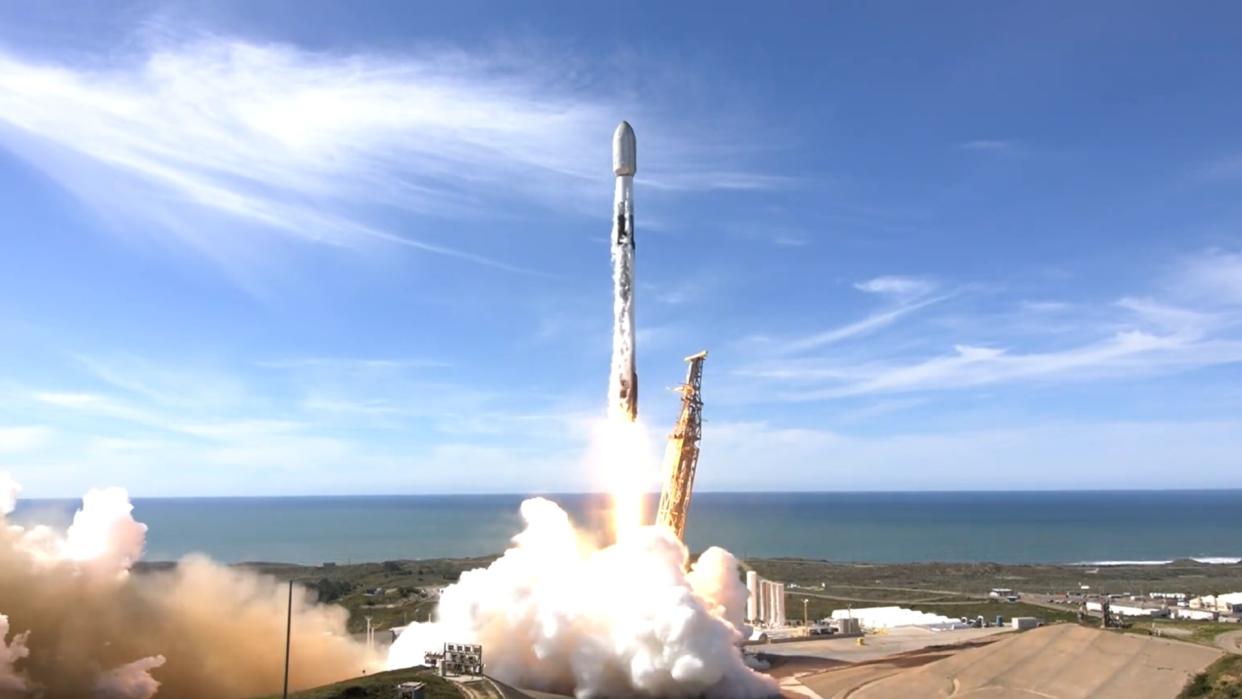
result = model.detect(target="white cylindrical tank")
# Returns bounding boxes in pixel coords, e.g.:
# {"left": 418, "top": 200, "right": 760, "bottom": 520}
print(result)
{"left": 746, "top": 571, "right": 759, "bottom": 623}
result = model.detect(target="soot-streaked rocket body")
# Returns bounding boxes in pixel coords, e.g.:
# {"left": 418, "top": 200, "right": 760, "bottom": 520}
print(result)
{"left": 609, "top": 121, "right": 638, "bottom": 422}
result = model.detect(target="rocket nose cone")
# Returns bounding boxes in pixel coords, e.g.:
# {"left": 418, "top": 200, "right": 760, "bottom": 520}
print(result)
{"left": 613, "top": 121, "right": 636, "bottom": 176}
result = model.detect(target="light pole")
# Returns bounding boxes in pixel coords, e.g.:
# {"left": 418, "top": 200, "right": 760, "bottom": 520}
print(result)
{"left": 282, "top": 579, "right": 293, "bottom": 699}
{"left": 803, "top": 598, "right": 809, "bottom": 627}
{"left": 282, "top": 577, "right": 320, "bottom": 699}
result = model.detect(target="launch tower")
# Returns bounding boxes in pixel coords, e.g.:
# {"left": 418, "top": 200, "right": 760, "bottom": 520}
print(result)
{"left": 655, "top": 351, "right": 708, "bottom": 540}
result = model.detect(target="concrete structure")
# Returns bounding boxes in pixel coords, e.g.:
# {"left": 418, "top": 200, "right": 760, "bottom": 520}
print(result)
{"left": 439, "top": 643, "right": 483, "bottom": 677}
{"left": 761, "top": 579, "right": 786, "bottom": 627}
{"left": 834, "top": 617, "right": 862, "bottom": 635}
{"left": 396, "top": 682, "right": 426, "bottom": 699}
{"left": 745, "top": 572, "right": 785, "bottom": 627}
{"left": 1011, "top": 616, "right": 1038, "bottom": 630}
{"left": 745, "top": 570, "right": 759, "bottom": 623}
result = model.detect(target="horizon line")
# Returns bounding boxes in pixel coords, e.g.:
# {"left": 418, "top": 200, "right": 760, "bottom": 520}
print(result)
{"left": 15, "top": 487, "right": 1242, "bottom": 501}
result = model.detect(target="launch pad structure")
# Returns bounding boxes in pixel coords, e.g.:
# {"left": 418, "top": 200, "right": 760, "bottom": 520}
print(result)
{"left": 655, "top": 351, "right": 708, "bottom": 540}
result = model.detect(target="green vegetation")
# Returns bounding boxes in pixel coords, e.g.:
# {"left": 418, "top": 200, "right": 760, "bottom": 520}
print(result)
{"left": 242, "top": 557, "right": 495, "bottom": 633}
{"left": 161, "top": 554, "right": 1238, "bottom": 639}
{"left": 910, "top": 599, "right": 1075, "bottom": 624}
{"left": 254, "top": 668, "right": 461, "bottom": 699}
{"left": 1179, "top": 654, "right": 1242, "bottom": 698}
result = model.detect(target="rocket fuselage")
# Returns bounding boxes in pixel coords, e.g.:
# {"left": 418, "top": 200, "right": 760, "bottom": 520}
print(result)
{"left": 610, "top": 121, "right": 638, "bottom": 422}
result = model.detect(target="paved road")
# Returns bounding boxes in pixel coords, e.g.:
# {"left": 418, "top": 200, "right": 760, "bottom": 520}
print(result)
{"left": 800, "top": 624, "right": 1222, "bottom": 699}
{"left": 1216, "top": 629, "right": 1242, "bottom": 655}
{"left": 753, "top": 626, "right": 1010, "bottom": 664}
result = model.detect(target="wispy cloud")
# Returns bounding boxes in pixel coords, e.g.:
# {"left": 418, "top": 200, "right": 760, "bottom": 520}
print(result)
{"left": 779, "top": 299, "right": 943, "bottom": 354}
{"left": 853, "top": 275, "right": 937, "bottom": 299}
{"left": 772, "top": 235, "right": 808, "bottom": 247}
{"left": 1019, "top": 300, "right": 1071, "bottom": 313}
{"left": 959, "top": 139, "right": 1013, "bottom": 151}
{"left": 0, "top": 37, "right": 776, "bottom": 278}
{"left": 745, "top": 297, "right": 1242, "bottom": 400}
{"left": 1172, "top": 249, "right": 1242, "bottom": 306}
{"left": 0, "top": 425, "right": 53, "bottom": 453}
{"left": 772, "top": 277, "right": 946, "bottom": 354}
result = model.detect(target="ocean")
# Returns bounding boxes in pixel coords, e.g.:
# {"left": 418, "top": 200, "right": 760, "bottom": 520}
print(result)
{"left": 11, "top": 490, "right": 1242, "bottom": 566}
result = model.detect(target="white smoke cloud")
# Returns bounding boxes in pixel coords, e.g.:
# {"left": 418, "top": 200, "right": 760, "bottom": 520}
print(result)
{"left": 5, "top": 485, "right": 147, "bottom": 581}
{"left": 0, "top": 472, "right": 19, "bottom": 516}
{"left": 0, "top": 614, "right": 31, "bottom": 693}
{"left": 93, "top": 656, "right": 166, "bottom": 699}
{"left": 63, "top": 487, "right": 148, "bottom": 578}
{"left": 386, "top": 498, "right": 776, "bottom": 698}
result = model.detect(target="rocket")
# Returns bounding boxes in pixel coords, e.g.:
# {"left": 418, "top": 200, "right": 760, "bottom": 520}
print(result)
{"left": 609, "top": 121, "right": 638, "bottom": 422}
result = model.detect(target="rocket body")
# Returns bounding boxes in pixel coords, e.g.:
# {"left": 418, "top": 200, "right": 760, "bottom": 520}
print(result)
{"left": 609, "top": 122, "right": 638, "bottom": 422}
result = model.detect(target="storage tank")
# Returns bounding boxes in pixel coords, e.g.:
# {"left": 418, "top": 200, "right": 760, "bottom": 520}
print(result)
{"left": 746, "top": 570, "right": 759, "bottom": 623}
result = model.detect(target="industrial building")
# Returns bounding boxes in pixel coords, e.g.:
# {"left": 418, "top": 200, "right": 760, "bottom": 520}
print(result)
{"left": 1189, "top": 592, "right": 1242, "bottom": 614}
{"left": 423, "top": 643, "right": 483, "bottom": 678}
{"left": 745, "top": 570, "right": 786, "bottom": 628}
{"left": 1172, "top": 607, "right": 1219, "bottom": 621}
{"left": 1085, "top": 600, "right": 1169, "bottom": 618}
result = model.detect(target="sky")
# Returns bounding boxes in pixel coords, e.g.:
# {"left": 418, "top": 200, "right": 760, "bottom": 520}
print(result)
{"left": 1, "top": 1, "right": 1240, "bottom": 497}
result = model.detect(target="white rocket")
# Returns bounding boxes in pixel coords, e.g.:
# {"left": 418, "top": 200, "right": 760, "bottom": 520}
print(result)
{"left": 609, "top": 121, "right": 638, "bottom": 422}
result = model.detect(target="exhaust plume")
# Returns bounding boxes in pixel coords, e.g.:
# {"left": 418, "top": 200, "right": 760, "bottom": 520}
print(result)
{"left": 386, "top": 497, "right": 777, "bottom": 698}
{"left": 0, "top": 615, "right": 30, "bottom": 693}
{"left": 0, "top": 472, "right": 380, "bottom": 698}
{"left": 93, "top": 656, "right": 166, "bottom": 699}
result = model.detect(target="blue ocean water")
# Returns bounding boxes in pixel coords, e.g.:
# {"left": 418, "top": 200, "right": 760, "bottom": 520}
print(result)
{"left": 11, "top": 490, "right": 1242, "bottom": 566}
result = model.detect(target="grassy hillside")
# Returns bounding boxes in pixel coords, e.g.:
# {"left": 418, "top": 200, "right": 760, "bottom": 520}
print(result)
{"left": 244, "top": 557, "right": 496, "bottom": 633}
{"left": 1179, "top": 654, "right": 1242, "bottom": 698}
{"left": 253, "top": 668, "right": 461, "bottom": 699}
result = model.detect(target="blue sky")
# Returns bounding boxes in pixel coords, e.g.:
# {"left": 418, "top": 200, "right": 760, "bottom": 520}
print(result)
{"left": 1, "top": 1, "right": 1240, "bottom": 496}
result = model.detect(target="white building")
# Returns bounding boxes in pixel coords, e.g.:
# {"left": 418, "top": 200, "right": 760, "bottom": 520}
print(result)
{"left": 1085, "top": 601, "right": 1169, "bottom": 618}
{"left": 1190, "top": 593, "right": 1242, "bottom": 614}
{"left": 745, "top": 571, "right": 786, "bottom": 627}
{"left": 1173, "top": 608, "right": 1218, "bottom": 621}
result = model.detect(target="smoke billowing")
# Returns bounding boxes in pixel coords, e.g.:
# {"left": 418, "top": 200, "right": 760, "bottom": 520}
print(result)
{"left": 0, "top": 473, "right": 379, "bottom": 699}
{"left": 386, "top": 497, "right": 777, "bottom": 698}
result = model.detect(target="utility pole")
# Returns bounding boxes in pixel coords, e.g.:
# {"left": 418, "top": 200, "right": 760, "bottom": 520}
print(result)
{"left": 282, "top": 579, "right": 293, "bottom": 699}
{"left": 803, "top": 598, "right": 809, "bottom": 627}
